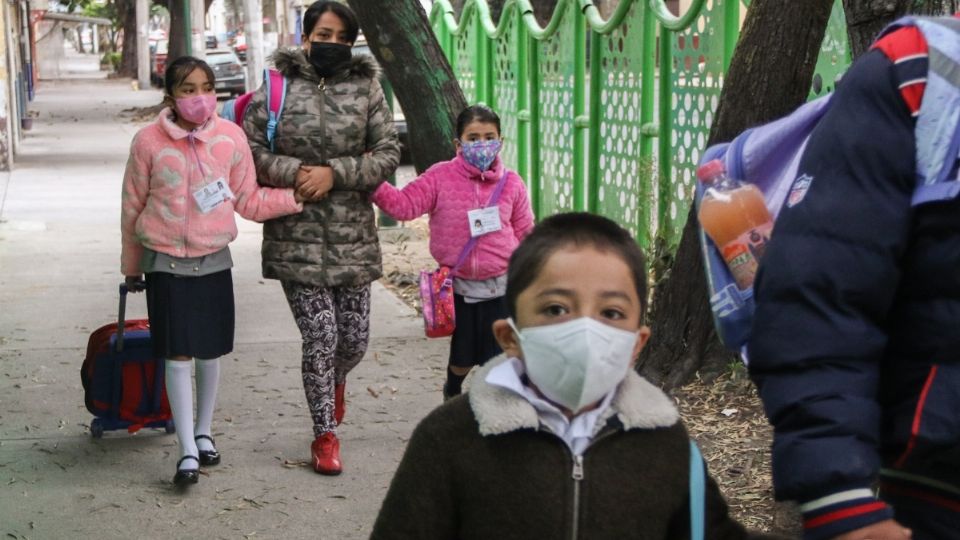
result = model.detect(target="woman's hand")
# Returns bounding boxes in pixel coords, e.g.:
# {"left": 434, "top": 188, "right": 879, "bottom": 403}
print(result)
{"left": 296, "top": 165, "right": 334, "bottom": 201}
{"left": 124, "top": 275, "right": 146, "bottom": 293}
{"left": 833, "top": 520, "right": 911, "bottom": 540}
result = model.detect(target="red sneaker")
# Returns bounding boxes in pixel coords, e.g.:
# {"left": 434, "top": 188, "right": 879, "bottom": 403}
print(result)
{"left": 334, "top": 383, "right": 346, "bottom": 426}
{"left": 311, "top": 432, "right": 342, "bottom": 476}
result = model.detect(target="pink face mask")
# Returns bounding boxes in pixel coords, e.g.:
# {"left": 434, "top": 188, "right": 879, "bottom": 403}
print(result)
{"left": 175, "top": 94, "right": 217, "bottom": 125}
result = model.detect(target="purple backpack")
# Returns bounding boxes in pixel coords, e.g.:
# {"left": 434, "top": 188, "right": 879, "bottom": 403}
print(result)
{"left": 696, "top": 96, "right": 832, "bottom": 356}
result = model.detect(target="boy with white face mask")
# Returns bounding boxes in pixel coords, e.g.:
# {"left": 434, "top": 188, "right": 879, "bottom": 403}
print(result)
{"left": 371, "top": 213, "right": 780, "bottom": 540}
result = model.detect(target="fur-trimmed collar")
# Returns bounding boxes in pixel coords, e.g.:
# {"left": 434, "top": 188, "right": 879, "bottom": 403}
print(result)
{"left": 469, "top": 356, "right": 680, "bottom": 437}
{"left": 271, "top": 47, "right": 380, "bottom": 82}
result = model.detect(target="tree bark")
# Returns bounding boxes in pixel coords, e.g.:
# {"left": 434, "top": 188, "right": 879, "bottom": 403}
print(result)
{"left": 346, "top": 0, "right": 468, "bottom": 173}
{"left": 119, "top": 1, "right": 139, "bottom": 77}
{"left": 530, "top": 0, "right": 558, "bottom": 26}
{"left": 636, "top": 0, "right": 836, "bottom": 389}
{"left": 842, "top": 0, "right": 958, "bottom": 59}
{"left": 76, "top": 27, "right": 86, "bottom": 53}
{"left": 452, "top": 0, "right": 556, "bottom": 26}
{"left": 841, "top": 0, "right": 914, "bottom": 58}
{"left": 451, "top": 0, "right": 506, "bottom": 23}
{"left": 167, "top": 0, "right": 189, "bottom": 62}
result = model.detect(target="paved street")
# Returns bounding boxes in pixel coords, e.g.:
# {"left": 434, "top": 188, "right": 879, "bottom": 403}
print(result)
{"left": 0, "top": 51, "right": 447, "bottom": 539}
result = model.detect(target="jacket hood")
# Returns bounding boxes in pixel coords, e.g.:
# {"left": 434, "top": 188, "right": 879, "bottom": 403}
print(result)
{"left": 271, "top": 47, "right": 381, "bottom": 82}
{"left": 469, "top": 355, "right": 680, "bottom": 437}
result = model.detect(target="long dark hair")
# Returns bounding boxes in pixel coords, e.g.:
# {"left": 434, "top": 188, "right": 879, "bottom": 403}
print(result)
{"left": 164, "top": 55, "right": 215, "bottom": 97}
{"left": 303, "top": 1, "right": 360, "bottom": 43}
{"left": 456, "top": 105, "right": 501, "bottom": 138}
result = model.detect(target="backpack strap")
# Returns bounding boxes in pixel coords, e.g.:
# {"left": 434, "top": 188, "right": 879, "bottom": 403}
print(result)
{"left": 264, "top": 68, "right": 287, "bottom": 152}
{"left": 883, "top": 16, "right": 960, "bottom": 204}
{"left": 689, "top": 440, "right": 705, "bottom": 540}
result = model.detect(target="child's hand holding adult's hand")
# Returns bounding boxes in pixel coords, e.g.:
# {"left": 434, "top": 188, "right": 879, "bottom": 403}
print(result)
{"left": 832, "top": 520, "right": 911, "bottom": 540}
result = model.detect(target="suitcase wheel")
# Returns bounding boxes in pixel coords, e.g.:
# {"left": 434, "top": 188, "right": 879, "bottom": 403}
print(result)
{"left": 90, "top": 419, "right": 104, "bottom": 438}
{"left": 165, "top": 420, "right": 176, "bottom": 434}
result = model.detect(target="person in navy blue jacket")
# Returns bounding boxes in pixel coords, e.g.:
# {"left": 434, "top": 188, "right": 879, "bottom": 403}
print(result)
{"left": 748, "top": 21, "right": 960, "bottom": 540}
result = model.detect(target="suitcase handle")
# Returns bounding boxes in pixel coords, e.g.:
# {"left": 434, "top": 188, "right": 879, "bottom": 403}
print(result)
{"left": 116, "top": 281, "right": 145, "bottom": 352}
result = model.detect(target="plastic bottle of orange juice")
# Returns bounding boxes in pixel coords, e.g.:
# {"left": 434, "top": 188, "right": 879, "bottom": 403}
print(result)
{"left": 697, "top": 159, "right": 773, "bottom": 290}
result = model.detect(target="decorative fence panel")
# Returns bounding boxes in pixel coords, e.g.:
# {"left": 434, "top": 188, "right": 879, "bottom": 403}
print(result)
{"left": 429, "top": 0, "right": 850, "bottom": 249}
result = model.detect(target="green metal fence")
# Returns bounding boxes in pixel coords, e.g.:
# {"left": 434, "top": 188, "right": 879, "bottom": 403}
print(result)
{"left": 429, "top": 0, "right": 851, "bottom": 249}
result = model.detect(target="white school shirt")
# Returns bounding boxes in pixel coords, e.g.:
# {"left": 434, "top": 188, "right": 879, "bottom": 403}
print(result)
{"left": 485, "top": 357, "right": 615, "bottom": 456}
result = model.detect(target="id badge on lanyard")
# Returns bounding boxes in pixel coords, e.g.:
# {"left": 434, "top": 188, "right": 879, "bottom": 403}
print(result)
{"left": 468, "top": 206, "right": 502, "bottom": 238}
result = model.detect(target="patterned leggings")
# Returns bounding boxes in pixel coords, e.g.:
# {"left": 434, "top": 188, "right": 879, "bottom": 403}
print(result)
{"left": 282, "top": 281, "right": 371, "bottom": 436}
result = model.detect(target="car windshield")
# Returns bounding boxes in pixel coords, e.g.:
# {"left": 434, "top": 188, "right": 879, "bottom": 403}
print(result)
{"left": 207, "top": 52, "right": 239, "bottom": 65}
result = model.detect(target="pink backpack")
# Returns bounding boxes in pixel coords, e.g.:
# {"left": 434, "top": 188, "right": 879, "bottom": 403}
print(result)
{"left": 220, "top": 69, "right": 286, "bottom": 150}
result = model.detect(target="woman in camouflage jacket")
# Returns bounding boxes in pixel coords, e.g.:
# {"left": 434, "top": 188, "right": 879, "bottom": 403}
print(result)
{"left": 243, "top": 1, "right": 400, "bottom": 476}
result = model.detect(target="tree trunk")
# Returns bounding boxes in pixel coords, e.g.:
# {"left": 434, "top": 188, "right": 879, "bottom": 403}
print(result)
{"left": 451, "top": 0, "right": 506, "bottom": 23}
{"left": 842, "top": 0, "right": 914, "bottom": 58}
{"left": 530, "top": 0, "right": 558, "bottom": 26}
{"left": 636, "top": 0, "right": 836, "bottom": 389}
{"left": 76, "top": 27, "right": 86, "bottom": 53}
{"left": 167, "top": 0, "right": 188, "bottom": 62}
{"left": 452, "top": 1, "right": 555, "bottom": 26}
{"left": 347, "top": 0, "right": 468, "bottom": 173}
{"left": 119, "top": 1, "right": 139, "bottom": 77}
{"left": 914, "top": 0, "right": 960, "bottom": 14}
{"left": 843, "top": 0, "right": 958, "bottom": 59}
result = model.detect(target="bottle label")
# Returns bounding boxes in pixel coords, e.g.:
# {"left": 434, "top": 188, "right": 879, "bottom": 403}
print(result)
{"left": 720, "top": 222, "right": 773, "bottom": 290}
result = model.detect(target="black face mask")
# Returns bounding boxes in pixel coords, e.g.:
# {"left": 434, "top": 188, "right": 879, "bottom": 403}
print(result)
{"left": 308, "top": 42, "right": 352, "bottom": 78}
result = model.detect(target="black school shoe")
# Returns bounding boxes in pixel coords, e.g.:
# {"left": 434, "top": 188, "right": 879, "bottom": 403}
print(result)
{"left": 173, "top": 455, "right": 200, "bottom": 485}
{"left": 195, "top": 435, "right": 221, "bottom": 466}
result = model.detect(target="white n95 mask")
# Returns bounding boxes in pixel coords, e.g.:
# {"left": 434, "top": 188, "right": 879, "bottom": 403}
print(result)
{"left": 509, "top": 317, "right": 639, "bottom": 413}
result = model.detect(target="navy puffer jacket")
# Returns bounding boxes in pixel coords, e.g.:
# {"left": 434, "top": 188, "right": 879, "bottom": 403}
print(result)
{"left": 748, "top": 31, "right": 960, "bottom": 540}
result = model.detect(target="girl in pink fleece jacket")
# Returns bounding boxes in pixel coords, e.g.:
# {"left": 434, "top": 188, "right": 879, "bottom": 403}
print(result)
{"left": 371, "top": 105, "right": 534, "bottom": 400}
{"left": 120, "top": 56, "right": 302, "bottom": 487}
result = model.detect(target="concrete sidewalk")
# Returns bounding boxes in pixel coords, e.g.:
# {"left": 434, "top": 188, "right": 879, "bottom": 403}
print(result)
{"left": 0, "top": 52, "right": 448, "bottom": 539}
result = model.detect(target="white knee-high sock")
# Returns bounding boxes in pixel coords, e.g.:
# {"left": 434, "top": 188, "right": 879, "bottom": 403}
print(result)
{"left": 194, "top": 357, "right": 220, "bottom": 452}
{"left": 165, "top": 360, "right": 197, "bottom": 469}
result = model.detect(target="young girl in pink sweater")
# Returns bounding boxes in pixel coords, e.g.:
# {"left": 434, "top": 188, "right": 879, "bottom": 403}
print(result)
{"left": 120, "top": 56, "right": 302, "bottom": 486}
{"left": 371, "top": 105, "right": 534, "bottom": 400}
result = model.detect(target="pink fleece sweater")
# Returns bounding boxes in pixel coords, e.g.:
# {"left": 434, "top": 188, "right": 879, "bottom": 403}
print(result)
{"left": 371, "top": 154, "right": 534, "bottom": 280}
{"left": 120, "top": 109, "right": 302, "bottom": 276}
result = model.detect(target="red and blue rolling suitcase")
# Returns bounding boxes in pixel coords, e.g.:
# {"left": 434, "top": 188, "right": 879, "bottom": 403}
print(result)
{"left": 81, "top": 283, "right": 174, "bottom": 438}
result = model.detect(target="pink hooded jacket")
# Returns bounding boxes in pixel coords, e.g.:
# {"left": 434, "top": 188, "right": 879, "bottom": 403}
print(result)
{"left": 121, "top": 109, "right": 302, "bottom": 276}
{"left": 371, "top": 154, "right": 534, "bottom": 280}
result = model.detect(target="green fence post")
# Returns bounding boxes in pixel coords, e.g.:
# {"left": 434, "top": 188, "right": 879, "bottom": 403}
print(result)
{"left": 658, "top": 22, "right": 674, "bottom": 239}
{"left": 723, "top": 0, "right": 739, "bottom": 70}
{"left": 572, "top": 5, "right": 587, "bottom": 212}
{"left": 586, "top": 28, "right": 602, "bottom": 214}
{"left": 528, "top": 37, "right": 542, "bottom": 219}
{"left": 516, "top": 15, "right": 530, "bottom": 188}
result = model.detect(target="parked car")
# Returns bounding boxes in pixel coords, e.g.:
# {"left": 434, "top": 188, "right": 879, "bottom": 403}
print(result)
{"left": 353, "top": 40, "right": 411, "bottom": 164}
{"left": 205, "top": 31, "right": 218, "bottom": 50}
{"left": 150, "top": 39, "right": 168, "bottom": 87}
{"left": 233, "top": 34, "right": 247, "bottom": 63}
{"left": 207, "top": 49, "right": 246, "bottom": 97}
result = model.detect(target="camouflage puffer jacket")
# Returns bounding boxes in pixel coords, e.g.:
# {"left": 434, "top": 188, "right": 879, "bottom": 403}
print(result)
{"left": 243, "top": 47, "right": 400, "bottom": 287}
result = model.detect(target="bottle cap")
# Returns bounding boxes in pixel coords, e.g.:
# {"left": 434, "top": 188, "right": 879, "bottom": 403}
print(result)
{"left": 696, "top": 159, "right": 726, "bottom": 182}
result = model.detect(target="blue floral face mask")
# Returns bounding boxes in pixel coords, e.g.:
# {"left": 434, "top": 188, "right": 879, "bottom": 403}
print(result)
{"left": 460, "top": 139, "right": 502, "bottom": 171}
